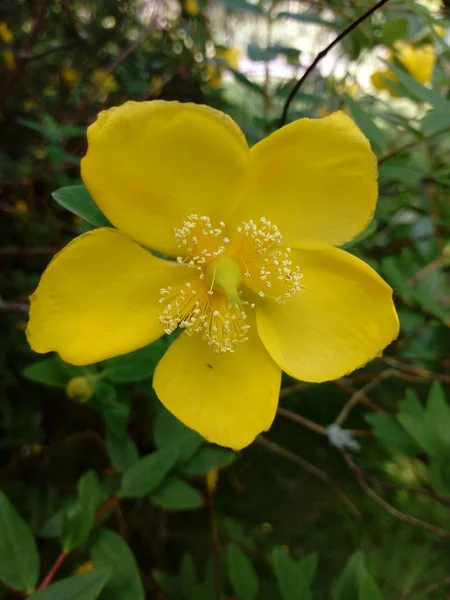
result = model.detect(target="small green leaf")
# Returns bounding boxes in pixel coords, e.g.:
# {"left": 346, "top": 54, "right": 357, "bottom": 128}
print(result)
{"left": 52, "top": 185, "right": 112, "bottom": 228}
{"left": 227, "top": 542, "right": 259, "bottom": 600}
{"left": 381, "top": 17, "right": 409, "bottom": 46}
{"left": 151, "top": 477, "right": 204, "bottom": 510}
{"left": 23, "top": 358, "right": 69, "bottom": 388}
{"left": 344, "top": 95, "right": 388, "bottom": 154}
{"left": 0, "top": 491, "right": 40, "bottom": 593}
{"left": 183, "top": 447, "right": 237, "bottom": 476}
{"left": 382, "top": 60, "right": 450, "bottom": 110}
{"left": 424, "top": 382, "right": 450, "bottom": 458}
{"left": 91, "top": 530, "right": 145, "bottom": 600}
{"left": 358, "top": 573, "right": 383, "bottom": 600}
{"left": 121, "top": 448, "right": 178, "bottom": 498}
{"left": 333, "top": 551, "right": 366, "bottom": 600}
{"left": 272, "top": 548, "right": 317, "bottom": 600}
{"left": 365, "top": 414, "right": 422, "bottom": 455}
{"left": 396, "top": 414, "right": 428, "bottom": 452}
{"left": 31, "top": 569, "right": 111, "bottom": 600}
{"left": 62, "top": 471, "right": 101, "bottom": 552}
{"left": 106, "top": 432, "right": 139, "bottom": 472}
{"left": 154, "top": 406, "right": 203, "bottom": 463}
{"left": 104, "top": 340, "right": 168, "bottom": 384}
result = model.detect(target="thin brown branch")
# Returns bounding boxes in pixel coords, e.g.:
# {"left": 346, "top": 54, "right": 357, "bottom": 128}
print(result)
{"left": 334, "top": 370, "right": 393, "bottom": 426}
{"left": 341, "top": 450, "right": 450, "bottom": 539}
{"left": 279, "top": 0, "right": 392, "bottom": 126}
{"left": 277, "top": 406, "right": 327, "bottom": 436}
{"left": 37, "top": 551, "right": 69, "bottom": 590}
{"left": 257, "top": 436, "right": 361, "bottom": 517}
{"left": 379, "top": 126, "right": 450, "bottom": 164}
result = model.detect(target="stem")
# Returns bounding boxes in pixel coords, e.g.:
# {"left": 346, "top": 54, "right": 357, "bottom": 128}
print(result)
{"left": 279, "top": 0, "right": 392, "bottom": 127}
{"left": 37, "top": 551, "right": 69, "bottom": 590}
{"left": 379, "top": 126, "right": 450, "bottom": 164}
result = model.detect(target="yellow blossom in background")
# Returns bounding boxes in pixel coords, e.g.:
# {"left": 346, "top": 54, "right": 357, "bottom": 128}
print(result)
{"left": 371, "top": 41, "right": 436, "bottom": 96}
{"left": 208, "top": 47, "right": 240, "bottom": 88}
{"left": 433, "top": 24, "right": 445, "bottom": 37}
{"left": 91, "top": 69, "right": 118, "bottom": 96}
{"left": 185, "top": 0, "right": 200, "bottom": 16}
{"left": 149, "top": 74, "right": 163, "bottom": 98}
{"left": 61, "top": 66, "right": 81, "bottom": 87}
{"left": 73, "top": 561, "right": 95, "bottom": 575}
{"left": 0, "top": 21, "right": 13, "bottom": 44}
{"left": 206, "top": 469, "right": 219, "bottom": 493}
{"left": 14, "top": 200, "right": 28, "bottom": 214}
{"left": 26, "top": 101, "right": 399, "bottom": 449}
{"left": 2, "top": 49, "right": 15, "bottom": 70}
{"left": 23, "top": 98, "right": 37, "bottom": 112}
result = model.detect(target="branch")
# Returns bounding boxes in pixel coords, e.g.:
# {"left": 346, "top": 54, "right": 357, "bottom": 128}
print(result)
{"left": 379, "top": 126, "right": 450, "bottom": 164}
{"left": 279, "top": 0, "right": 392, "bottom": 127}
{"left": 256, "top": 436, "right": 360, "bottom": 517}
{"left": 341, "top": 450, "right": 450, "bottom": 540}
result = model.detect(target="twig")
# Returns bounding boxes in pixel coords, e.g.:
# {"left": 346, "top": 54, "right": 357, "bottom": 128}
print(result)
{"left": 256, "top": 436, "right": 361, "bottom": 517}
{"left": 341, "top": 450, "right": 450, "bottom": 540}
{"left": 0, "top": 295, "right": 28, "bottom": 313}
{"left": 332, "top": 380, "right": 387, "bottom": 414}
{"left": 0, "top": 0, "right": 48, "bottom": 104}
{"left": 279, "top": 0, "right": 392, "bottom": 126}
{"left": 37, "top": 551, "right": 69, "bottom": 590}
{"left": 379, "top": 126, "right": 450, "bottom": 164}
{"left": 277, "top": 406, "right": 327, "bottom": 437}
{"left": 392, "top": 575, "right": 450, "bottom": 600}
{"left": 206, "top": 479, "right": 223, "bottom": 599}
{"left": 334, "top": 370, "right": 393, "bottom": 426}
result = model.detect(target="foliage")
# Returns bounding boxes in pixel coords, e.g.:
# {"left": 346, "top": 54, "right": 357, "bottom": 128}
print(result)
{"left": 1, "top": 0, "right": 450, "bottom": 598}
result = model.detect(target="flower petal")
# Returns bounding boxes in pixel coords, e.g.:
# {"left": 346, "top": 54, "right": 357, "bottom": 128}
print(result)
{"left": 153, "top": 328, "right": 281, "bottom": 449}
{"left": 26, "top": 228, "right": 194, "bottom": 365}
{"left": 256, "top": 247, "right": 399, "bottom": 382}
{"left": 81, "top": 101, "right": 249, "bottom": 256}
{"left": 233, "top": 111, "right": 377, "bottom": 248}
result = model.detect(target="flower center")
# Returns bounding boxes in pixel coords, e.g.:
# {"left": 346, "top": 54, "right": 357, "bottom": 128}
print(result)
{"left": 159, "top": 214, "right": 303, "bottom": 352}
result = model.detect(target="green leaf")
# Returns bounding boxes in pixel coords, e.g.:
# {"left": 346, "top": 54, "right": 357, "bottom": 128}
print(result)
{"left": 106, "top": 432, "right": 139, "bottom": 472}
{"left": 227, "top": 542, "right": 259, "bottom": 600}
{"left": 276, "top": 10, "right": 338, "bottom": 28}
{"left": 344, "top": 95, "right": 388, "bottom": 154}
{"left": 217, "top": 0, "right": 264, "bottom": 14}
{"left": 365, "top": 414, "right": 422, "bottom": 455}
{"left": 183, "top": 447, "right": 237, "bottom": 475}
{"left": 272, "top": 547, "right": 317, "bottom": 600}
{"left": 381, "top": 17, "right": 409, "bottom": 46}
{"left": 92, "top": 382, "right": 129, "bottom": 438}
{"left": 104, "top": 339, "right": 168, "bottom": 384}
{"left": 247, "top": 43, "right": 280, "bottom": 62}
{"left": 428, "top": 459, "right": 450, "bottom": 495}
{"left": 333, "top": 551, "right": 366, "bottom": 600}
{"left": 154, "top": 406, "right": 203, "bottom": 463}
{"left": 0, "top": 491, "right": 40, "bottom": 593}
{"left": 151, "top": 477, "right": 204, "bottom": 510}
{"left": 52, "top": 185, "right": 112, "bottom": 228}
{"left": 91, "top": 530, "right": 145, "bottom": 600}
{"left": 121, "top": 448, "right": 178, "bottom": 498}
{"left": 23, "top": 358, "right": 69, "bottom": 388}
{"left": 424, "top": 382, "right": 450, "bottom": 458}
{"left": 396, "top": 414, "right": 427, "bottom": 452}
{"left": 62, "top": 471, "right": 101, "bottom": 552}
{"left": 358, "top": 573, "right": 383, "bottom": 600}
{"left": 381, "top": 60, "right": 450, "bottom": 110}
{"left": 31, "top": 569, "right": 111, "bottom": 600}
{"left": 229, "top": 68, "right": 265, "bottom": 96}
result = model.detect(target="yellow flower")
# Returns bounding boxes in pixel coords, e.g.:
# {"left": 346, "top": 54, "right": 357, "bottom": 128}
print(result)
{"left": 185, "top": 0, "right": 200, "bottom": 16}
{"left": 0, "top": 22, "right": 13, "bottom": 44}
{"left": 207, "top": 47, "right": 240, "bottom": 88}
{"left": 433, "top": 24, "right": 445, "bottom": 37}
{"left": 2, "top": 49, "right": 15, "bottom": 70}
{"left": 371, "top": 42, "right": 436, "bottom": 96}
{"left": 149, "top": 75, "right": 163, "bottom": 98}
{"left": 73, "top": 561, "right": 94, "bottom": 575}
{"left": 61, "top": 67, "right": 81, "bottom": 87}
{"left": 23, "top": 98, "right": 37, "bottom": 111}
{"left": 26, "top": 101, "right": 399, "bottom": 449}
{"left": 91, "top": 69, "right": 118, "bottom": 95}
{"left": 14, "top": 199, "right": 28, "bottom": 214}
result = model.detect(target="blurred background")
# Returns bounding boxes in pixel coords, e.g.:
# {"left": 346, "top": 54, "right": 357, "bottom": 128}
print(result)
{"left": 1, "top": 0, "right": 450, "bottom": 598}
